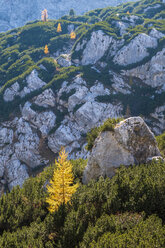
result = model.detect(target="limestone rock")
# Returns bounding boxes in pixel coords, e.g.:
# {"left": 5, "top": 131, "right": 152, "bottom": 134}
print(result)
{"left": 79, "top": 31, "right": 120, "bottom": 65}
{"left": 3, "top": 70, "right": 46, "bottom": 102}
{"left": 82, "top": 31, "right": 113, "bottom": 65}
{"left": 112, "top": 73, "right": 131, "bottom": 94}
{"left": 75, "top": 101, "right": 122, "bottom": 129}
{"left": 113, "top": 33, "right": 158, "bottom": 66}
{"left": 14, "top": 132, "right": 42, "bottom": 168}
{"left": 123, "top": 48, "right": 165, "bottom": 89}
{"left": 3, "top": 82, "right": 20, "bottom": 102}
{"left": 68, "top": 86, "right": 88, "bottom": 112}
{"left": 68, "top": 82, "right": 110, "bottom": 112}
{"left": 83, "top": 117, "right": 161, "bottom": 184}
{"left": 0, "top": 145, "right": 14, "bottom": 178}
{"left": 48, "top": 122, "right": 82, "bottom": 154}
{"left": 143, "top": 4, "right": 161, "bottom": 13}
{"left": 6, "top": 158, "right": 29, "bottom": 191}
{"left": 0, "top": 127, "right": 13, "bottom": 147}
{"left": 0, "top": 165, "right": 5, "bottom": 179}
{"left": 22, "top": 102, "right": 56, "bottom": 135}
{"left": 16, "top": 117, "right": 33, "bottom": 135}
{"left": 14, "top": 118, "right": 42, "bottom": 168}
{"left": 149, "top": 28, "right": 164, "bottom": 39}
{"left": 68, "top": 24, "right": 75, "bottom": 33}
{"left": 50, "top": 77, "right": 122, "bottom": 157}
{"left": 121, "top": 15, "right": 141, "bottom": 24}
{"left": 22, "top": 102, "right": 36, "bottom": 121}
{"left": 114, "top": 21, "right": 129, "bottom": 36}
{"left": 150, "top": 105, "right": 165, "bottom": 135}
{"left": 19, "top": 70, "right": 46, "bottom": 98}
{"left": 34, "top": 89, "right": 55, "bottom": 107}
{"left": 31, "top": 111, "right": 56, "bottom": 135}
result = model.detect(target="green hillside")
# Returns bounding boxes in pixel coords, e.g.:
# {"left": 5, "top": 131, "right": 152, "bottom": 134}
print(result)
{"left": 0, "top": 1, "right": 165, "bottom": 245}
{"left": 0, "top": 0, "right": 164, "bottom": 121}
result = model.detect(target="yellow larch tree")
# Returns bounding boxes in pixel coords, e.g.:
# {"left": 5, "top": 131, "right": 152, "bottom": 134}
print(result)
{"left": 44, "top": 45, "right": 49, "bottom": 55}
{"left": 41, "top": 9, "right": 48, "bottom": 22}
{"left": 46, "top": 148, "right": 79, "bottom": 213}
{"left": 57, "top": 23, "right": 62, "bottom": 33}
{"left": 70, "top": 31, "right": 76, "bottom": 40}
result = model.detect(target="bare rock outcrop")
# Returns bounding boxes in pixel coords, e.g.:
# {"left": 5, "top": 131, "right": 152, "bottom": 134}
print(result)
{"left": 83, "top": 117, "right": 162, "bottom": 184}
{"left": 113, "top": 33, "right": 158, "bottom": 66}
{"left": 123, "top": 48, "right": 165, "bottom": 90}
{"left": 75, "top": 30, "right": 123, "bottom": 65}
{"left": 3, "top": 70, "right": 46, "bottom": 102}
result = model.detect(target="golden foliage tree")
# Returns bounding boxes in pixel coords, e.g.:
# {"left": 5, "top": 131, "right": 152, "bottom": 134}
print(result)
{"left": 70, "top": 31, "right": 76, "bottom": 40}
{"left": 46, "top": 148, "right": 79, "bottom": 213}
{"left": 44, "top": 45, "right": 49, "bottom": 55}
{"left": 41, "top": 9, "right": 48, "bottom": 22}
{"left": 57, "top": 23, "right": 62, "bottom": 33}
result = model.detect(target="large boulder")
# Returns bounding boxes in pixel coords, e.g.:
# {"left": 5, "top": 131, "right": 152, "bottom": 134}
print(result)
{"left": 83, "top": 117, "right": 161, "bottom": 184}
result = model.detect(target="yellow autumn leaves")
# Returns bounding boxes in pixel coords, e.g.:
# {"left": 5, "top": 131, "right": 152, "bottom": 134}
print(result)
{"left": 46, "top": 148, "right": 79, "bottom": 213}
{"left": 57, "top": 23, "right": 76, "bottom": 39}
{"left": 44, "top": 45, "right": 49, "bottom": 55}
{"left": 57, "top": 23, "right": 62, "bottom": 33}
{"left": 44, "top": 24, "right": 76, "bottom": 55}
{"left": 70, "top": 31, "right": 76, "bottom": 39}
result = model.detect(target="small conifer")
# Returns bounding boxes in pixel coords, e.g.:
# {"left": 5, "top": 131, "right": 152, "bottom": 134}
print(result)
{"left": 46, "top": 148, "right": 79, "bottom": 213}
{"left": 70, "top": 31, "right": 76, "bottom": 39}
{"left": 57, "top": 23, "right": 62, "bottom": 33}
{"left": 44, "top": 45, "right": 49, "bottom": 55}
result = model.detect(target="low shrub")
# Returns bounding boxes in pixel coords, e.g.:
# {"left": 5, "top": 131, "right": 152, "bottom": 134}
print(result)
{"left": 86, "top": 118, "right": 123, "bottom": 151}
{"left": 156, "top": 132, "right": 165, "bottom": 157}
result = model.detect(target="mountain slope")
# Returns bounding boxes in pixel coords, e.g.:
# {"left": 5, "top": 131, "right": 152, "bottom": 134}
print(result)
{"left": 0, "top": 0, "right": 164, "bottom": 192}
{"left": 0, "top": 0, "right": 138, "bottom": 32}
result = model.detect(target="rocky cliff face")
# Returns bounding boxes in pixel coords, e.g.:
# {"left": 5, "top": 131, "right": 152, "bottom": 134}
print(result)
{"left": 83, "top": 117, "right": 162, "bottom": 184}
{"left": 0, "top": 70, "right": 122, "bottom": 193}
{"left": 0, "top": 0, "right": 137, "bottom": 32}
{"left": 0, "top": 0, "right": 164, "bottom": 192}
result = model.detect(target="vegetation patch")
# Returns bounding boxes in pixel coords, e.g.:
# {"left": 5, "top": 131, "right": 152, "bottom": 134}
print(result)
{"left": 60, "top": 88, "right": 76, "bottom": 101}
{"left": 96, "top": 81, "right": 165, "bottom": 117}
{"left": 86, "top": 118, "right": 123, "bottom": 151}
{"left": 0, "top": 158, "right": 165, "bottom": 247}
{"left": 156, "top": 132, "right": 165, "bottom": 157}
